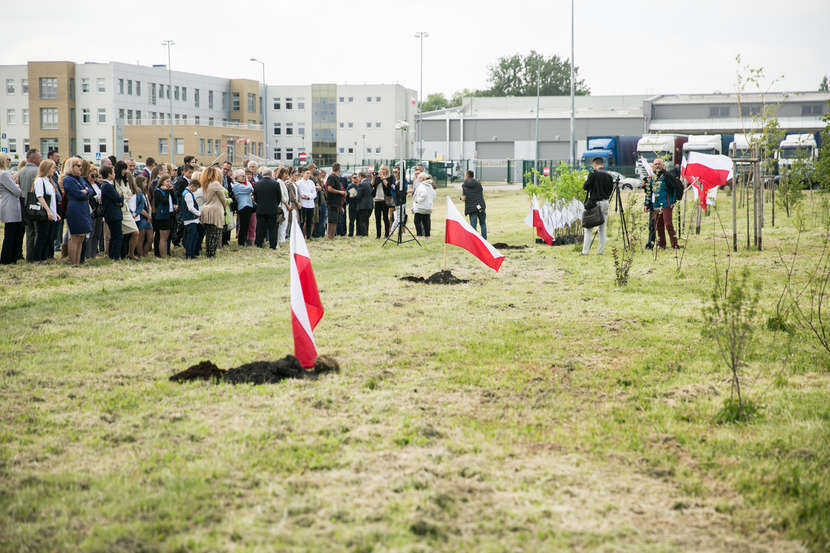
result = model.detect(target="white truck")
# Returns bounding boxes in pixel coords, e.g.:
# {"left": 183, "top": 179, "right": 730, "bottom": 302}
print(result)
{"left": 635, "top": 134, "right": 688, "bottom": 179}
{"left": 683, "top": 135, "right": 722, "bottom": 159}
{"left": 777, "top": 134, "right": 818, "bottom": 169}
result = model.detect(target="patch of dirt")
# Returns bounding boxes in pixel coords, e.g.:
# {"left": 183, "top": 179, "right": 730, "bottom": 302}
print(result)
{"left": 491, "top": 243, "right": 528, "bottom": 250}
{"left": 536, "top": 236, "right": 581, "bottom": 246}
{"left": 399, "top": 271, "right": 469, "bottom": 285}
{"left": 169, "top": 355, "right": 340, "bottom": 384}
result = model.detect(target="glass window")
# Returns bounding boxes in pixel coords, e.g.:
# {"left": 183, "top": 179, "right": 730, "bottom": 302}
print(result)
{"left": 22, "top": 79, "right": 28, "bottom": 94}
{"left": 174, "top": 114, "right": 180, "bottom": 122}
{"left": 195, "top": 115, "right": 200, "bottom": 125}
{"left": 273, "top": 97, "right": 280, "bottom": 110}
{"left": 194, "top": 88, "right": 200, "bottom": 107}
{"left": 98, "top": 139, "right": 107, "bottom": 153}
{"left": 274, "top": 148, "right": 281, "bottom": 160}
{"left": 136, "top": 81, "right": 141, "bottom": 96}
{"left": 70, "top": 108, "right": 75, "bottom": 129}
{"left": 22, "top": 108, "right": 29, "bottom": 124}
{"left": 286, "top": 147, "right": 294, "bottom": 160}
{"left": 248, "top": 93, "right": 256, "bottom": 112}
{"left": 207, "top": 139, "right": 213, "bottom": 153}
{"left": 347, "top": 122, "right": 353, "bottom": 128}
{"left": 83, "top": 138, "right": 91, "bottom": 153}
{"left": 297, "top": 97, "right": 305, "bottom": 110}
{"left": 209, "top": 116, "right": 214, "bottom": 126}
{"left": 200, "top": 138, "right": 205, "bottom": 155}
{"left": 375, "top": 147, "right": 381, "bottom": 153}
{"left": 119, "top": 108, "right": 125, "bottom": 120}
{"left": 298, "top": 124, "right": 305, "bottom": 136}
{"left": 244, "top": 141, "right": 248, "bottom": 156}
{"left": 740, "top": 105, "right": 760, "bottom": 116}
{"left": 222, "top": 91, "right": 229, "bottom": 111}
{"left": 366, "top": 96, "right": 372, "bottom": 102}
{"left": 8, "top": 139, "right": 16, "bottom": 153}
{"left": 150, "top": 83, "right": 156, "bottom": 104}
{"left": 175, "top": 138, "right": 184, "bottom": 154}
{"left": 119, "top": 78, "right": 124, "bottom": 94}
{"left": 40, "top": 138, "right": 58, "bottom": 156}
{"left": 82, "top": 108, "right": 90, "bottom": 123}
{"left": 40, "top": 108, "right": 58, "bottom": 129}
{"left": 136, "top": 110, "right": 141, "bottom": 123}
{"left": 286, "top": 123, "right": 293, "bottom": 135}
{"left": 127, "top": 110, "right": 133, "bottom": 123}
{"left": 366, "top": 122, "right": 371, "bottom": 128}
{"left": 215, "top": 139, "right": 220, "bottom": 153}
{"left": 96, "top": 77, "right": 105, "bottom": 93}
{"left": 97, "top": 108, "right": 105, "bottom": 123}
{"left": 285, "top": 97, "right": 293, "bottom": 110}
{"left": 347, "top": 147, "right": 353, "bottom": 154}
{"left": 375, "top": 122, "right": 381, "bottom": 128}
{"left": 6, "top": 79, "right": 15, "bottom": 94}
{"left": 338, "top": 147, "right": 345, "bottom": 153}
{"left": 40, "top": 77, "right": 57, "bottom": 99}
{"left": 339, "top": 122, "right": 344, "bottom": 128}
{"left": 159, "top": 138, "right": 168, "bottom": 154}
{"left": 209, "top": 90, "right": 214, "bottom": 109}
{"left": 273, "top": 123, "right": 281, "bottom": 135}
{"left": 174, "top": 86, "right": 180, "bottom": 100}
{"left": 802, "top": 104, "right": 823, "bottom": 116}
{"left": 339, "top": 97, "right": 344, "bottom": 103}
{"left": 127, "top": 80, "right": 133, "bottom": 95}
{"left": 348, "top": 96, "right": 353, "bottom": 102}
{"left": 123, "top": 139, "right": 129, "bottom": 154}
{"left": 68, "top": 78, "right": 75, "bottom": 100}
{"left": 81, "top": 78, "right": 90, "bottom": 93}
{"left": 151, "top": 112, "right": 157, "bottom": 122}
{"left": 166, "top": 85, "right": 170, "bottom": 99}
{"left": 182, "top": 87, "right": 186, "bottom": 101}
{"left": 708, "top": 106, "right": 729, "bottom": 117}
{"left": 6, "top": 109, "right": 15, "bottom": 125}
{"left": 376, "top": 96, "right": 381, "bottom": 102}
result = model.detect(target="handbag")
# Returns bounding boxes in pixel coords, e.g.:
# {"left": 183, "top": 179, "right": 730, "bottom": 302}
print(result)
{"left": 26, "top": 186, "right": 49, "bottom": 222}
{"left": 581, "top": 192, "right": 604, "bottom": 229}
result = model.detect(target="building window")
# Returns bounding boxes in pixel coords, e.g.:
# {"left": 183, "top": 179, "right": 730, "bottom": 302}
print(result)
{"left": 68, "top": 78, "right": 74, "bottom": 100}
{"left": 223, "top": 91, "right": 229, "bottom": 111}
{"left": 709, "top": 106, "right": 729, "bottom": 117}
{"left": 22, "top": 79, "right": 28, "bottom": 94}
{"left": 376, "top": 96, "right": 381, "bottom": 102}
{"left": 136, "top": 81, "right": 141, "bottom": 96}
{"left": 297, "top": 97, "right": 305, "bottom": 110}
{"left": 150, "top": 83, "right": 156, "bottom": 105}
{"left": 8, "top": 139, "right": 16, "bottom": 153}
{"left": 40, "top": 108, "right": 58, "bottom": 129}
{"left": 273, "top": 97, "right": 280, "bottom": 110}
{"left": 127, "top": 80, "right": 133, "bottom": 95}
{"left": 298, "top": 124, "right": 305, "bottom": 136}
{"left": 136, "top": 110, "right": 142, "bottom": 123}
{"left": 6, "top": 79, "right": 15, "bottom": 94}
{"left": 740, "top": 105, "right": 760, "bottom": 117}
{"left": 248, "top": 120, "right": 256, "bottom": 126}
{"left": 175, "top": 138, "right": 184, "bottom": 154}
{"left": 181, "top": 87, "right": 186, "bottom": 101}
{"left": 209, "top": 116, "right": 214, "bottom": 126}
{"left": 82, "top": 108, "right": 90, "bottom": 123}
{"left": 209, "top": 90, "right": 214, "bottom": 109}
{"left": 98, "top": 139, "right": 107, "bottom": 153}
{"left": 207, "top": 139, "right": 213, "bottom": 154}
{"left": 248, "top": 93, "right": 256, "bottom": 112}
{"left": 348, "top": 96, "right": 353, "bottom": 103}
{"left": 339, "top": 97, "right": 344, "bottom": 103}
{"left": 375, "top": 147, "right": 381, "bottom": 153}
{"left": 174, "top": 114, "right": 180, "bottom": 123}
{"left": 802, "top": 104, "right": 823, "bottom": 116}
{"left": 40, "top": 78, "right": 57, "bottom": 99}
{"left": 285, "top": 97, "right": 293, "bottom": 110}
{"left": 194, "top": 88, "right": 200, "bottom": 107}
{"left": 158, "top": 138, "right": 168, "bottom": 154}
{"left": 338, "top": 147, "right": 345, "bottom": 153}
{"left": 166, "top": 85, "right": 170, "bottom": 99}
{"left": 6, "top": 109, "right": 15, "bottom": 125}
{"left": 119, "top": 108, "right": 125, "bottom": 120}
{"left": 215, "top": 139, "right": 220, "bottom": 153}
{"left": 40, "top": 138, "right": 58, "bottom": 156}
{"left": 151, "top": 112, "right": 157, "bottom": 123}
{"left": 119, "top": 78, "right": 124, "bottom": 94}
{"left": 375, "top": 122, "right": 381, "bottom": 128}
{"left": 97, "top": 108, "right": 106, "bottom": 123}
{"left": 258, "top": 142, "right": 263, "bottom": 157}
{"left": 366, "top": 96, "right": 372, "bottom": 102}
{"left": 182, "top": 115, "right": 188, "bottom": 124}
{"left": 123, "top": 139, "right": 129, "bottom": 154}
{"left": 339, "top": 122, "right": 344, "bottom": 128}
{"left": 286, "top": 123, "right": 294, "bottom": 135}
{"left": 199, "top": 138, "right": 205, "bottom": 155}
{"left": 81, "top": 78, "right": 90, "bottom": 93}
{"left": 96, "top": 78, "right": 105, "bottom": 93}
{"left": 285, "top": 148, "right": 294, "bottom": 160}
{"left": 244, "top": 141, "right": 248, "bottom": 156}
{"left": 70, "top": 108, "right": 75, "bottom": 129}
{"left": 127, "top": 110, "right": 134, "bottom": 124}
{"left": 274, "top": 148, "right": 281, "bottom": 160}
{"left": 173, "top": 86, "right": 179, "bottom": 100}
{"left": 22, "top": 108, "right": 29, "bottom": 124}
{"left": 194, "top": 115, "right": 200, "bottom": 125}
{"left": 366, "top": 122, "right": 372, "bottom": 128}
{"left": 273, "top": 123, "right": 281, "bottom": 135}
{"left": 83, "top": 138, "right": 91, "bottom": 153}
{"left": 348, "top": 122, "right": 353, "bottom": 128}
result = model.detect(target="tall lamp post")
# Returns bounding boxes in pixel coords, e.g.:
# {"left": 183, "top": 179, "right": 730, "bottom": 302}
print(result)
{"left": 162, "top": 39, "right": 175, "bottom": 165}
{"left": 535, "top": 54, "right": 541, "bottom": 185}
{"left": 569, "top": 0, "right": 575, "bottom": 166}
{"left": 250, "top": 58, "right": 267, "bottom": 164}
{"left": 414, "top": 32, "right": 429, "bottom": 162}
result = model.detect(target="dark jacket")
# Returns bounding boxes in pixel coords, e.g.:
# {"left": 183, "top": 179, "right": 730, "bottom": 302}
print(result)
{"left": 326, "top": 173, "right": 344, "bottom": 212}
{"left": 173, "top": 175, "right": 190, "bottom": 197}
{"left": 153, "top": 187, "right": 175, "bottom": 220}
{"left": 357, "top": 178, "right": 373, "bottom": 210}
{"left": 462, "top": 178, "right": 485, "bottom": 215}
{"left": 253, "top": 177, "right": 282, "bottom": 216}
{"left": 583, "top": 169, "right": 615, "bottom": 208}
{"left": 372, "top": 176, "right": 393, "bottom": 203}
{"left": 101, "top": 180, "right": 123, "bottom": 223}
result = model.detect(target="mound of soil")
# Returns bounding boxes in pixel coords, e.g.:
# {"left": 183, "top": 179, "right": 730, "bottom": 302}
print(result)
{"left": 399, "top": 270, "right": 469, "bottom": 285}
{"left": 536, "top": 236, "right": 581, "bottom": 246}
{"left": 170, "top": 355, "right": 340, "bottom": 385}
{"left": 492, "top": 243, "right": 528, "bottom": 250}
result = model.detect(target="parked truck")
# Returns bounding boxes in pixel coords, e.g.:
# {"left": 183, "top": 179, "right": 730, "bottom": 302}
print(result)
{"left": 579, "top": 136, "right": 638, "bottom": 169}
{"left": 777, "top": 133, "right": 819, "bottom": 169}
{"left": 635, "top": 134, "right": 688, "bottom": 178}
{"left": 682, "top": 135, "right": 723, "bottom": 158}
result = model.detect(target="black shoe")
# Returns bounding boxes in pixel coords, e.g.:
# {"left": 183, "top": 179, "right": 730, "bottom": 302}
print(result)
{"left": 645, "top": 243, "right": 654, "bottom": 250}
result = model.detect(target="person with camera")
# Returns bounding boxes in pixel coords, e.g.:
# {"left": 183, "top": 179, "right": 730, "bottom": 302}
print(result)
{"left": 645, "top": 158, "right": 680, "bottom": 249}
{"left": 581, "top": 157, "right": 614, "bottom": 255}
{"left": 372, "top": 166, "right": 393, "bottom": 238}
{"left": 461, "top": 170, "right": 488, "bottom": 239}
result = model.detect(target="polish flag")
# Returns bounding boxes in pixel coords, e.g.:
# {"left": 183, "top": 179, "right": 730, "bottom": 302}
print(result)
{"left": 639, "top": 157, "right": 654, "bottom": 178}
{"left": 525, "top": 194, "right": 554, "bottom": 245}
{"left": 681, "top": 152, "right": 734, "bottom": 209}
{"left": 445, "top": 197, "right": 504, "bottom": 271}
{"left": 290, "top": 215, "right": 324, "bottom": 368}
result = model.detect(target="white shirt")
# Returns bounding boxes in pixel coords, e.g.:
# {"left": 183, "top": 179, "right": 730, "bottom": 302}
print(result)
{"left": 183, "top": 188, "right": 200, "bottom": 225}
{"left": 297, "top": 178, "right": 317, "bottom": 208}
{"left": 34, "top": 176, "right": 57, "bottom": 217}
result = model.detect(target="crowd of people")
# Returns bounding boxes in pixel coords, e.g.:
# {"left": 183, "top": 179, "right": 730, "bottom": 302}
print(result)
{"left": 0, "top": 149, "right": 450, "bottom": 265}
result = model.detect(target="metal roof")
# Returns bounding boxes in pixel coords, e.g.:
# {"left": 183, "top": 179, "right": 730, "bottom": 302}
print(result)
{"left": 650, "top": 91, "right": 830, "bottom": 105}
{"left": 649, "top": 117, "right": 825, "bottom": 131}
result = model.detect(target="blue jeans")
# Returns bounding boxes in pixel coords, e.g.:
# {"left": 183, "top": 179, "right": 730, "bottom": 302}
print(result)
{"left": 469, "top": 211, "right": 487, "bottom": 239}
{"left": 313, "top": 204, "right": 327, "bottom": 238}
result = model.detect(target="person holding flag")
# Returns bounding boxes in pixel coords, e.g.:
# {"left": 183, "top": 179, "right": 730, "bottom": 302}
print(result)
{"left": 644, "top": 158, "right": 680, "bottom": 249}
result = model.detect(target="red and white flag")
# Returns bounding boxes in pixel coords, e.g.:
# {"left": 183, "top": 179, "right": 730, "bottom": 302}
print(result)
{"left": 445, "top": 197, "right": 504, "bottom": 271}
{"left": 290, "top": 215, "right": 324, "bottom": 368}
{"left": 681, "top": 152, "right": 734, "bottom": 209}
{"left": 526, "top": 194, "right": 554, "bottom": 245}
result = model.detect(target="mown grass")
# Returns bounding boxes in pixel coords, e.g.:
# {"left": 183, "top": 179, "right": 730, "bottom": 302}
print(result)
{"left": 0, "top": 187, "right": 828, "bottom": 552}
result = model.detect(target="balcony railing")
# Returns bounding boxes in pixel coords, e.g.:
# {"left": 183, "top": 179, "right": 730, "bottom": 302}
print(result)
{"left": 118, "top": 118, "right": 263, "bottom": 131}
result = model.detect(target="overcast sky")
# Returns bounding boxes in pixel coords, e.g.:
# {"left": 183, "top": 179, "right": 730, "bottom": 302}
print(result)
{"left": 3, "top": 0, "right": 828, "bottom": 98}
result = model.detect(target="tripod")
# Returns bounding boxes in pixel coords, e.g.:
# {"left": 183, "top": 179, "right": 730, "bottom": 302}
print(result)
{"left": 382, "top": 160, "right": 422, "bottom": 248}
{"left": 612, "top": 179, "right": 630, "bottom": 249}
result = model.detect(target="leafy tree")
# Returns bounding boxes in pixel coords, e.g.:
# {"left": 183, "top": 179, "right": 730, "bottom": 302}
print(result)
{"left": 820, "top": 75, "right": 829, "bottom": 92}
{"left": 419, "top": 93, "right": 450, "bottom": 113}
{"left": 486, "top": 50, "right": 589, "bottom": 97}
{"left": 817, "top": 105, "right": 830, "bottom": 190}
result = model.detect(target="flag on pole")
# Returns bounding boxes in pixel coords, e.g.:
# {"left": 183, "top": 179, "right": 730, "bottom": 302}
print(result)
{"left": 524, "top": 194, "right": 554, "bottom": 245}
{"left": 445, "top": 197, "right": 505, "bottom": 271}
{"left": 681, "top": 151, "right": 734, "bottom": 209}
{"left": 289, "top": 215, "right": 324, "bottom": 368}
{"left": 639, "top": 157, "right": 654, "bottom": 178}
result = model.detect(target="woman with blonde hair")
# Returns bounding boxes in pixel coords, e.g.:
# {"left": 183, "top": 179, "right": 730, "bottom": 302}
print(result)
{"left": 82, "top": 162, "right": 105, "bottom": 259}
{"left": 60, "top": 157, "right": 92, "bottom": 265}
{"left": 0, "top": 153, "right": 24, "bottom": 264}
{"left": 33, "top": 159, "right": 60, "bottom": 262}
{"left": 199, "top": 166, "right": 227, "bottom": 257}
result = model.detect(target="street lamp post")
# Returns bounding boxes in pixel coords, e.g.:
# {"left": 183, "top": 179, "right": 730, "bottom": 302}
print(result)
{"left": 569, "top": 0, "right": 575, "bottom": 166}
{"left": 250, "top": 58, "right": 267, "bottom": 164}
{"left": 414, "top": 32, "right": 429, "bottom": 162}
{"left": 162, "top": 39, "right": 175, "bottom": 165}
{"left": 535, "top": 54, "right": 541, "bottom": 185}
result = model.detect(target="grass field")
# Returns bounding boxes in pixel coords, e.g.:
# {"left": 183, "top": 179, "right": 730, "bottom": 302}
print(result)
{"left": 1, "top": 187, "right": 828, "bottom": 552}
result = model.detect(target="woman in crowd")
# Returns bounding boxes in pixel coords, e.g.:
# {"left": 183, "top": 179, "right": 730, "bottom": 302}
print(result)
{"left": 232, "top": 168, "right": 254, "bottom": 246}
{"left": 152, "top": 174, "right": 174, "bottom": 258}
{"left": 372, "top": 165, "right": 392, "bottom": 238}
{"left": 391, "top": 166, "right": 405, "bottom": 224}
{"left": 134, "top": 175, "right": 153, "bottom": 257}
{"left": 60, "top": 157, "right": 93, "bottom": 266}
{"left": 199, "top": 166, "right": 227, "bottom": 258}
{"left": 100, "top": 165, "right": 123, "bottom": 260}
{"left": 83, "top": 163, "right": 105, "bottom": 259}
{"left": 33, "top": 159, "right": 60, "bottom": 262}
{"left": 276, "top": 166, "right": 291, "bottom": 245}
{"left": 0, "top": 153, "right": 24, "bottom": 264}
{"left": 412, "top": 172, "right": 436, "bottom": 240}
{"left": 114, "top": 161, "right": 139, "bottom": 260}
{"left": 245, "top": 168, "right": 257, "bottom": 245}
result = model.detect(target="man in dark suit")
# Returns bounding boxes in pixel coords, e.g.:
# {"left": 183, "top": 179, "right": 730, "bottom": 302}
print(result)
{"left": 172, "top": 164, "right": 194, "bottom": 247}
{"left": 99, "top": 166, "right": 123, "bottom": 260}
{"left": 253, "top": 168, "right": 282, "bottom": 249}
